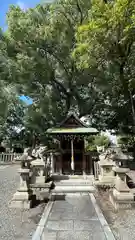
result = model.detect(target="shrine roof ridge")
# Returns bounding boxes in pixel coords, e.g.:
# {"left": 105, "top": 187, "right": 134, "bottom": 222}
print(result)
{"left": 58, "top": 112, "right": 87, "bottom": 128}
{"left": 46, "top": 127, "right": 98, "bottom": 134}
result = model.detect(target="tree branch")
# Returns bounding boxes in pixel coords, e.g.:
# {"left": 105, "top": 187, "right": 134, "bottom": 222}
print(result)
{"left": 75, "top": 0, "right": 83, "bottom": 24}
{"left": 50, "top": 72, "right": 67, "bottom": 95}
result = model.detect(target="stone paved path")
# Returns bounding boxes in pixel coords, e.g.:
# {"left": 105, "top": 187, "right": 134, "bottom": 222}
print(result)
{"left": 0, "top": 164, "right": 45, "bottom": 240}
{"left": 43, "top": 193, "right": 112, "bottom": 240}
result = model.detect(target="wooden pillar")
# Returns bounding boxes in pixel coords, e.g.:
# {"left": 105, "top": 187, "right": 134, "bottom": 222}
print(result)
{"left": 90, "top": 155, "right": 93, "bottom": 175}
{"left": 83, "top": 152, "right": 86, "bottom": 175}
{"left": 71, "top": 138, "right": 74, "bottom": 174}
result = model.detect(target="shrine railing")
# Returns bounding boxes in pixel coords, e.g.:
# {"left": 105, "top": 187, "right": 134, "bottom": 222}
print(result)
{"left": 94, "top": 161, "right": 100, "bottom": 180}
{"left": 0, "top": 153, "right": 23, "bottom": 164}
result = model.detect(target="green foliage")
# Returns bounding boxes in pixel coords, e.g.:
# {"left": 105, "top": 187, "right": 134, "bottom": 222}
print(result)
{"left": 1, "top": 0, "right": 135, "bottom": 148}
{"left": 94, "top": 135, "right": 110, "bottom": 147}
{"left": 4, "top": 0, "right": 104, "bottom": 131}
{"left": 85, "top": 135, "right": 97, "bottom": 152}
{"left": 74, "top": 0, "right": 135, "bottom": 132}
{"left": 85, "top": 134, "right": 110, "bottom": 152}
{"left": 118, "top": 135, "right": 135, "bottom": 148}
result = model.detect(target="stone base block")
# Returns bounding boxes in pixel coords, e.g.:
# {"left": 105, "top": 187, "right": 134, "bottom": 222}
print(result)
{"left": 32, "top": 188, "right": 50, "bottom": 201}
{"left": 98, "top": 175, "right": 115, "bottom": 184}
{"left": 9, "top": 199, "right": 31, "bottom": 209}
{"left": 40, "top": 189, "right": 50, "bottom": 200}
{"left": 95, "top": 180, "right": 114, "bottom": 188}
{"left": 9, "top": 189, "right": 32, "bottom": 209}
{"left": 12, "top": 191, "right": 30, "bottom": 201}
{"left": 113, "top": 189, "right": 134, "bottom": 201}
{"left": 109, "top": 192, "right": 134, "bottom": 210}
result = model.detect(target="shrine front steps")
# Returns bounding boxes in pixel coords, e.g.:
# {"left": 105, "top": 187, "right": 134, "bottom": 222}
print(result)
{"left": 51, "top": 185, "right": 95, "bottom": 195}
{"left": 54, "top": 179, "right": 94, "bottom": 186}
{"left": 51, "top": 177, "right": 95, "bottom": 194}
{"left": 51, "top": 174, "right": 94, "bottom": 181}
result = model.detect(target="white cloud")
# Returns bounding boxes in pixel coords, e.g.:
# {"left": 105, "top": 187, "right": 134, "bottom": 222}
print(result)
{"left": 16, "top": 1, "right": 27, "bottom": 11}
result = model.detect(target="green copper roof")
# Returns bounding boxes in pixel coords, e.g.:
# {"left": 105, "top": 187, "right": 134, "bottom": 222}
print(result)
{"left": 47, "top": 127, "right": 98, "bottom": 134}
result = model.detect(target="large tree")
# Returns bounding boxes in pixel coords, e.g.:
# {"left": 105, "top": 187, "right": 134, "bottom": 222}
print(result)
{"left": 4, "top": 0, "right": 135, "bottom": 138}
{"left": 73, "top": 0, "right": 135, "bottom": 133}
{"left": 5, "top": 0, "right": 104, "bottom": 128}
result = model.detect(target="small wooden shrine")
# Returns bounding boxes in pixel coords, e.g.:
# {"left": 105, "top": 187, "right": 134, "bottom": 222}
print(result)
{"left": 47, "top": 112, "right": 98, "bottom": 175}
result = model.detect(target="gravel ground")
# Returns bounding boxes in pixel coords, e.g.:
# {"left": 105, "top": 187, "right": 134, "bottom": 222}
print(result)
{"left": 95, "top": 189, "right": 135, "bottom": 240}
{"left": 0, "top": 164, "right": 45, "bottom": 240}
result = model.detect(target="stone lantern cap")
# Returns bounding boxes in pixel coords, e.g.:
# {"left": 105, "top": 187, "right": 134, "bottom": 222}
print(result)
{"left": 31, "top": 158, "right": 45, "bottom": 167}
{"left": 113, "top": 167, "right": 129, "bottom": 174}
{"left": 112, "top": 152, "right": 133, "bottom": 162}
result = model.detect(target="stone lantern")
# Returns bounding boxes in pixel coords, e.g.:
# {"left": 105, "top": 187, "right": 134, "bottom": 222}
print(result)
{"left": 110, "top": 167, "right": 134, "bottom": 210}
{"left": 30, "top": 158, "right": 51, "bottom": 201}
{"left": 112, "top": 150, "right": 133, "bottom": 168}
{"left": 31, "top": 158, "right": 45, "bottom": 185}
{"left": 9, "top": 151, "right": 33, "bottom": 209}
{"left": 98, "top": 152, "right": 115, "bottom": 185}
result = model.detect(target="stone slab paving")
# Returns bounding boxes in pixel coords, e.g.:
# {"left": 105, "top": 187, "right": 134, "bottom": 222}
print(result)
{"left": 43, "top": 193, "right": 112, "bottom": 240}
{"left": 0, "top": 164, "right": 45, "bottom": 240}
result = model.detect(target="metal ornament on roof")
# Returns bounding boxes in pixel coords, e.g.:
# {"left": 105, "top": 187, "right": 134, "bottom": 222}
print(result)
{"left": 67, "top": 107, "right": 79, "bottom": 116}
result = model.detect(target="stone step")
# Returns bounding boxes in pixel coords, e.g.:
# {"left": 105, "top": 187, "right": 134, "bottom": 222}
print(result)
{"left": 51, "top": 174, "right": 94, "bottom": 181}
{"left": 51, "top": 185, "right": 95, "bottom": 194}
{"left": 55, "top": 179, "right": 93, "bottom": 186}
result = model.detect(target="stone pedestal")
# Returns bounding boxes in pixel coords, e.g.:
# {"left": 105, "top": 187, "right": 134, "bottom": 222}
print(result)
{"left": 9, "top": 168, "right": 32, "bottom": 209}
{"left": 30, "top": 158, "right": 51, "bottom": 201}
{"left": 109, "top": 167, "right": 134, "bottom": 210}
{"left": 97, "top": 152, "right": 115, "bottom": 186}
{"left": 30, "top": 183, "right": 51, "bottom": 201}
{"left": 31, "top": 158, "right": 45, "bottom": 185}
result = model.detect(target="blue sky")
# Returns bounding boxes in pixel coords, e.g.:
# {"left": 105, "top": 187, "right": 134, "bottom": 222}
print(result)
{"left": 19, "top": 95, "right": 33, "bottom": 105}
{"left": 0, "top": 0, "right": 40, "bottom": 29}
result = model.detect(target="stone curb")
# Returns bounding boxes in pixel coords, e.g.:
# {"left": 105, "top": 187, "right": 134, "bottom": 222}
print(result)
{"left": 0, "top": 162, "right": 20, "bottom": 166}
{"left": 32, "top": 201, "right": 54, "bottom": 240}
{"left": 89, "top": 193, "right": 116, "bottom": 240}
